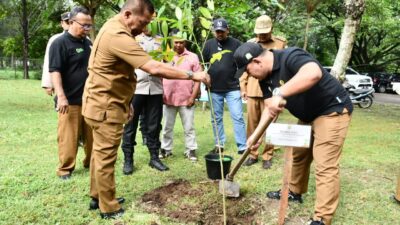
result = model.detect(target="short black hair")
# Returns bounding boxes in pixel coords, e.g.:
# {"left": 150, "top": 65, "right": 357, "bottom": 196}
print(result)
{"left": 121, "top": 0, "right": 154, "bottom": 15}
{"left": 69, "top": 6, "right": 90, "bottom": 20}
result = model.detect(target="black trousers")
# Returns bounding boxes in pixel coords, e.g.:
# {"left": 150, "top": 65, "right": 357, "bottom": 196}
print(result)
{"left": 121, "top": 94, "right": 163, "bottom": 153}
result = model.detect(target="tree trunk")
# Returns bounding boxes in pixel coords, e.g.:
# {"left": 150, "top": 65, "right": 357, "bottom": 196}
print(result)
{"left": 303, "top": 13, "right": 310, "bottom": 50}
{"left": 330, "top": 0, "right": 365, "bottom": 80}
{"left": 22, "top": 0, "right": 30, "bottom": 79}
{"left": 89, "top": 7, "right": 97, "bottom": 40}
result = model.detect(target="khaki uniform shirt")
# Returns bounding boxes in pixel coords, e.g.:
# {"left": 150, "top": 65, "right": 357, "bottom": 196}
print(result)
{"left": 239, "top": 36, "right": 287, "bottom": 97}
{"left": 82, "top": 15, "right": 151, "bottom": 124}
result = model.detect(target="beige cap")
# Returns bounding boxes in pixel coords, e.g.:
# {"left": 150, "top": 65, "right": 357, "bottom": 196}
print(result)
{"left": 254, "top": 15, "right": 272, "bottom": 34}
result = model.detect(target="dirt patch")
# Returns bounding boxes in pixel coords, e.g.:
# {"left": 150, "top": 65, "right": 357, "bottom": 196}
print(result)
{"left": 140, "top": 179, "right": 310, "bottom": 224}
{"left": 140, "top": 179, "right": 264, "bottom": 224}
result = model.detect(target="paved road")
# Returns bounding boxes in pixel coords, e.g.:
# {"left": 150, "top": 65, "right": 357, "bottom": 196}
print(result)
{"left": 374, "top": 92, "right": 400, "bottom": 105}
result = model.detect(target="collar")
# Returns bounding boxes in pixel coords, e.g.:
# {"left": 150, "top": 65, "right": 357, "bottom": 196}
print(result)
{"left": 176, "top": 48, "right": 190, "bottom": 57}
{"left": 115, "top": 14, "right": 134, "bottom": 37}
{"left": 271, "top": 49, "right": 281, "bottom": 72}
{"left": 65, "top": 31, "right": 85, "bottom": 42}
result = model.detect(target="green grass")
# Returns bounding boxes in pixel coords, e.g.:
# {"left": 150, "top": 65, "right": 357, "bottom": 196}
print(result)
{"left": 0, "top": 80, "right": 399, "bottom": 224}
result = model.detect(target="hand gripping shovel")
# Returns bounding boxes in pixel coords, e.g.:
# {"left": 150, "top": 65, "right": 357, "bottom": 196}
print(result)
{"left": 219, "top": 100, "right": 285, "bottom": 198}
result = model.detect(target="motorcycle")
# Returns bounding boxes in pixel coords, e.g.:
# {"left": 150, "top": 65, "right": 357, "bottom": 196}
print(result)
{"left": 344, "top": 84, "right": 375, "bottom": 108}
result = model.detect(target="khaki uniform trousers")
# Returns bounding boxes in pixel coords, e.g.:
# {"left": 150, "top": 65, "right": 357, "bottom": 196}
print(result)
{"left": 84, "top": 117, "right": 123, "bottom": 213}
{"left": 289, "top": 110, "right": 351, "bottom": 225}
{"left": 246, "top": 97, "right": 274, "bottom": 161}
{"left": 57, "top": 105, "right": 92, "bottom": 176}
{"left": 396, "top": 175, "right": 400, "bottom": 201}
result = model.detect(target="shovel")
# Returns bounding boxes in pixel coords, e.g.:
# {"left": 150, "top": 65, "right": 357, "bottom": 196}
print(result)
{"left": 219, "top": 113, "right": 278, "bottom": 197}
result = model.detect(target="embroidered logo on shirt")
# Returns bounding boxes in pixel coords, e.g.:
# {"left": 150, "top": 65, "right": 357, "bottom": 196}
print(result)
{"left": 76, "top": 48, "right": 84, "bottom": 53}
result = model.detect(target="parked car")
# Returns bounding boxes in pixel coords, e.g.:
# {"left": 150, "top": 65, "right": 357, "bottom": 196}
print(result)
{"left": 323, "top": 67, "right": 373, "bottom": 89}
{"left": 365, "top": 72, "right": 393, "bottom": 93}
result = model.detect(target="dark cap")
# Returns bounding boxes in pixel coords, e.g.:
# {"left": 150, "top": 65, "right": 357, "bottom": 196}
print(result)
{"left": 61, "top": 12, "right": 70, "bottom": 21}
{"left": 233, "top": 42, "right": 264, "bottom": 78}
{"left": 213, "top": 18, "right": 228, "bottom": 31}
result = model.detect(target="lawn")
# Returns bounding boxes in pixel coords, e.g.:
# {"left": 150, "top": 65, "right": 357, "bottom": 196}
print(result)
{"left": 0, "top": 79, "right": 399, "bottom": 224}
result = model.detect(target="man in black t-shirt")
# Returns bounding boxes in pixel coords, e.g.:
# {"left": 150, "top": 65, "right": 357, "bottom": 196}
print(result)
{"left": 202, "top": 18, "right": 247, "bottom": 154}
{"left": 233, "top": 43, "right": 352, "bottom": 225}
{"left": 49, "top": 6, "right": 93, "bottom": 180}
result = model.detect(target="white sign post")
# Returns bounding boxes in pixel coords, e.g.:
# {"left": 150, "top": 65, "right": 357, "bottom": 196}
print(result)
{"left": 265, "top": 123, "right": 312, "bottom": 225}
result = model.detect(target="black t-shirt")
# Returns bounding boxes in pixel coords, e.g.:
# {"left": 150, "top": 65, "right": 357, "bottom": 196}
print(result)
{"left": 259, "top": 47, "right": 353, "bottom": 123}
{"left": 49, "top": 32, "right": 92, "bottom": 105}
{"left": 202, "top": 37, "right": 242, "bottom": 92}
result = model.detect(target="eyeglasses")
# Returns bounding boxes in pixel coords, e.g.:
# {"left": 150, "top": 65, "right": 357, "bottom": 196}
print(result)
{"left": 72, "top": 20, "right": 92, "bottom": 30}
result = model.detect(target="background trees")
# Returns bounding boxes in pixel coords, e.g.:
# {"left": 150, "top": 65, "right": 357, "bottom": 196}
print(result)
{"left": 0, "top": 0, "right": 398, "bottom": 79}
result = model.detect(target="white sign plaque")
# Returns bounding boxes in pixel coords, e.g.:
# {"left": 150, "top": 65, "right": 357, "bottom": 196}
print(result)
{"left": 265, "top": 123, "right": 312, "bottom": 148}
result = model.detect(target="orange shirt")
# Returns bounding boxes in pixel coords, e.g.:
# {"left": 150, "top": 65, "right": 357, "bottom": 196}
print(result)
{"left": 82, "top": 15, "right": 151, "bottom": 124}
{"left": 240, "top": 36, "right": 287, "bottom": 98}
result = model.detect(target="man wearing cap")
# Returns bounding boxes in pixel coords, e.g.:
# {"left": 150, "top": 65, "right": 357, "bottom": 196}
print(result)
{"left": 160, "top": 34, "right": 201, "bottom": 162}
{"left": 49, "top": 6, "right": 93, "bottom": 180}
{"left": 120, "top": 26, "right": 167, "bottom": 174}
{"left": 41, "top": 12, "right": 70, "bottom": 96}
{"left": 240, "top": 15, "right": 287, "bottom": 169}
{"left": 82, "top": 0, "right": 209, "bottom": 219}
{"left": 233, "top": 42, "right": 352, "bottom": 225}
{"left": 202, "top": 18, "right": 247, "bottom": 154}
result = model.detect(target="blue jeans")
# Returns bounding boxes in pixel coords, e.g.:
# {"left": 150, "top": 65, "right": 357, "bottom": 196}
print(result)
{"left": 210, "top": 90, "right": 247, "bottom": 151}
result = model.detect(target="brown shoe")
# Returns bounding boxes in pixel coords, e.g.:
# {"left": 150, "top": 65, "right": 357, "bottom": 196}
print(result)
{"left": 262, "top": 160, "right": 272, "bottom": 169}
{"left": 244, "top": 157, "right": 258, "bottom": 166}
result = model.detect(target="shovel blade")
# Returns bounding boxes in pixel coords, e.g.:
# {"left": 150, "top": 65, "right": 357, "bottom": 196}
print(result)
{"left": 219, "top": 180, "right": 240, "bottom": 198}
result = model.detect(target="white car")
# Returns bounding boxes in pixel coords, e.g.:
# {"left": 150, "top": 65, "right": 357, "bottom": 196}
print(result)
{"left": 323, "top": 67, "right": 373, "bottom": 89}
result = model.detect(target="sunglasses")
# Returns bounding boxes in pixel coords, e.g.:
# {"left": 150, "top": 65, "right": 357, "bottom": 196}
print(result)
{"left": 72, "top": 20, "right": 92, "bottom": 30}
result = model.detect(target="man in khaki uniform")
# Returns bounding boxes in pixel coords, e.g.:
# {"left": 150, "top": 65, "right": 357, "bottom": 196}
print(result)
{"left": 82, "top": 0, "right": 209, "bottom": 219}
{"left": 240, "top": 15, "right": 286, "bottom": 169}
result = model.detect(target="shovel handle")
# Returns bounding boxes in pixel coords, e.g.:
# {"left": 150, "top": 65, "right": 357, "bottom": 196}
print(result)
{"left": 226, "top": 100, "right": 286, "bottom": 181}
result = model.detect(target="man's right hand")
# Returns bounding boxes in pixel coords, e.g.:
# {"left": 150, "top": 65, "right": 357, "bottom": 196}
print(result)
{"left": 193, "top": 71, "right": 211, "bottom": 87}
{"left": 57, "top": 96, "right": 69, "bottom": 114}
{"left": 44, "top": 88, "right": 54, "bottom": 96}
{"left": 241, "top": 91, "right": 247, "bottom": 100}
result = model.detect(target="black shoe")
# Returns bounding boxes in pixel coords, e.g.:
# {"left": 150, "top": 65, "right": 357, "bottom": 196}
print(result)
{"left": 89, "top": 197, "right": 125, "bottom": 210}
{"left": 244, "top": 157, "right": 258, "bottom": 166}
{"left": 309, "top": 218, "right": 325, "bottom": 225}
{"left": 149, "top": 159, "right": 169, "bottom": 171}
{"left": 266, "top": 189, "right": 303, "bottom": 203}
{"left": 185, "top": 150, "right": 197, "bottom": 162}
{"left": 392, "top": 195, "right": 400, "bottom": 205}
{"left": 100, "top": 208, "right": 124, "bottom": 219}
{"left": 159, "top": 149, "right": 173, "bottom": 159}
{"left": 59, "top": 174, "right": 71, "bottom": 180}
{"left": 209, "top": 146, "right": 224, "bottom": 154}
{"left": 262, "top": 160, "right": 272, "bottom": 169}
{"left": 123, "top": 159, "right": 134, "bottom": 175}
{"left": 237, "top": 150, "right": 245, "bottom": 155}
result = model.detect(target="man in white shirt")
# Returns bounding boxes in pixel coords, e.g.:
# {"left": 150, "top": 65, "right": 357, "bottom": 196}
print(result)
{"left": 41, "top": 12, "right": 70, "bottom": 96}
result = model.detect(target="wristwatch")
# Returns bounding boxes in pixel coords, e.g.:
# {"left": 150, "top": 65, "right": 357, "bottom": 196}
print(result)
{"left": 272, "top": 87, "right": 285, "bottom": 98}
{"left": 186, "top": 71, "right": 193, "bottom": 80}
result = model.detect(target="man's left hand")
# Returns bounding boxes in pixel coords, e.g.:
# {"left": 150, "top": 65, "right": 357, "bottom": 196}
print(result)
{"left": 187, "top": 97, "right": 195, "bottom": 107}
{"left": 128, "top": 104, "right": 134, "bottom": 121}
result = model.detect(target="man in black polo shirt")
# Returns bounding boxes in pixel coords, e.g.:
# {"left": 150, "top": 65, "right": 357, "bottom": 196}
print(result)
{"left": 202, "top": 18, "right": 247, "bottom": 154}
{"left": 49, "top": 6, "right": 93, "bottom": 180}
{"left": 233, "top": 43, "right": 352, "bottom": 225}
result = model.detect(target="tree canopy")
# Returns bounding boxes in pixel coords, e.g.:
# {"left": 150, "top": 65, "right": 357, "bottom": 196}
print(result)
{"left": 0, "top": 0, "right": 398, "bottom": 76}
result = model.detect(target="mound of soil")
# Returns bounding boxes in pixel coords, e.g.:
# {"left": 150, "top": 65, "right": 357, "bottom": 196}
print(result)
{"left": 140, "top": 179, "right": 264, "bottom": 225}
